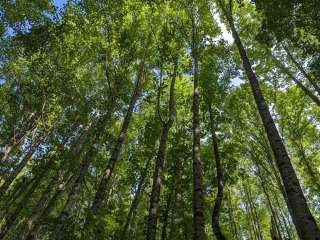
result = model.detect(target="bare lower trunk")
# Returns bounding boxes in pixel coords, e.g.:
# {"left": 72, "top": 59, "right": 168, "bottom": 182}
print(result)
{"left": 220, "top": 3, "right": 320, "bottom": 238}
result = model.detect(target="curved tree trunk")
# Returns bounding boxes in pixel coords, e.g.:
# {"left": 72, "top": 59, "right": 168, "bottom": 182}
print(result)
{"left": 219, "top": 3, "right": 320, "bottom": 238}
{"left": 146, "top": 60, "right": 177, "bottom": 240}
{"left": 207, "top": 103, "right": 226, "bottom": 240}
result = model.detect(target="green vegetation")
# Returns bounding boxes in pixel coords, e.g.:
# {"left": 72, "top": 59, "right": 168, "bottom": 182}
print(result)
{"left": 0, "top": 0, "right": 319, "bottom": 239}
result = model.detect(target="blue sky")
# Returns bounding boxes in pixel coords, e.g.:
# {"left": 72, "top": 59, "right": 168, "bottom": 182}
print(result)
{"left": 52, "top": 0, "right": 67, "bottom": 9}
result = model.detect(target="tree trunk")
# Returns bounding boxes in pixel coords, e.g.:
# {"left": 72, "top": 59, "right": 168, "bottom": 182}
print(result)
{"left": 50, "top": 147, "right": 97, "bottom": 240}
{"left": 207, "top": 103, "right": 226, "bottom": 240}
{"left": 227, "top": 188, "right": 238, "bottom": 240}
{"left": 88, "top": 61, "right": 147, "bottom": 223}
{"left": 146, "top": 61, "right": 177, "bottom": 240}
{"left": 243, "top": 183, "right": 263, "bottom": 240}
{"left": 283, "top": 45, "right": 320, "bottom": 96}
{"left": 161, "top": 154, "right": 181, "bottom": 240}
{"left": 0, "top": 160, "right": 50, "bottom": 239}
{"left": 191, "top": 24, "right": 205, "bottom": 239}
{"left": 25, "top": 173, "right": 74, "bottom": 240}
{"left": 19, "top": 174, "right": 59, "bottom": 240}
{"left": 160, "top": 185, "right": 174, "bottom": 240}
{"left": 0, "top": 141, "right": 40, "bottom": 195}
{"left": 122, "top": 158, "right": 151, "bottom": 239}
{"left": 296, "top": 142, "right": 320, "bottom": 192}
{"left": 257, "top": 169, "right": 283, "bottom": 239}
{"left": 271, "top": 54, "right": 320, "bottom": 106}
{"left": 0, "top": 114, "right": 36, "bottom": 162}
{"left": 220, "top": 3, "right": 320, "bottom": 238}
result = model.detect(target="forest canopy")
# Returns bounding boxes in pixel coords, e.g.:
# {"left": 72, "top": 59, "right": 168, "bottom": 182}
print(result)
{"left": 0, "top": 0, "right": 320, "bottom": 239}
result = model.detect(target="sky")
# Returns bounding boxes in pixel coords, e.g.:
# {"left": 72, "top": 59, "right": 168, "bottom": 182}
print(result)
{"left": 52, "top": 0, "right": 67, "bottom": 9}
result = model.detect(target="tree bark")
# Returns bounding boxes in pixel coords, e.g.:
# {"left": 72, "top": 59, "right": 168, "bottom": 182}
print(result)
{"left": 271, "top": 54, "right": 320, "bottom": 106}
{"left": 295, "top": 142, "right": 320, "bottom": 192}
{"left": 122, "top": 158, "right": 151, "bottom": 239}
{"left": 146, "top": 61, "right": 177, "bottom": 240}
{"left": 50, "top": 147, "right": 97, "bottom": 240}
{"left": 19, "top": 174, "right": 59, "bottom": 240}
{"left": 283, "top": 45, "right": 320, "bottom": 96}
{"left": 220, "top": 3, "right": 320, "bottom": 238}
{"left": 207, "top": 103, "right": 226, "bottom": 240}
{"left": 160, "top": 184, "right": 174, "bottom": 240}
{"left": 25, "top": 173, "right": 74, "bottom": 240}
{"left": 191, "top": 20, "right": 205, "bottom": 239}
{"left": 0, "top": 114, "right": 37, "bottom": 162}
{"left": 0, "top": 141, "right": 40, "bottom": 195}
{"left": 0, "top": 160, "right": 50, "bottom": 239}
{"left": 227, "top": 188, "right": 238, "bottom": 240}
{"left": 87, "top": 61, "right": 147, "bottom": 224}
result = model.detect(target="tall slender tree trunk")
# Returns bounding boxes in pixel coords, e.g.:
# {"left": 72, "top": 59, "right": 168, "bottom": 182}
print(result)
{"left": 87, "top": 62, "right": 147, "bottom": 224}
{"left": 271, "top": 54, "right": 320, "bottom": 106}
{"left": 283, "top": 45, "right": 320, "bottom": 96}
{"left": 257, "top": 170, "right": 282, "bottom": 239}
{"left": 146, "top": 61, "right": 177, "bottom": 240}
{"left": 0, "top": 141, "right": 40, "bottom": 195}
{"left": 161, "top": 154, "right": 181, "bottom": 240}
{"left": 0, "top": 114, "right": 36, "bottom": 162}
{"left": 207, "top": 103, "right": 226, "bottom": 240}
{"left": 227, "top": 188, "right": 238, "bottom": 240}
{"left": 122, "top": 158, "right": 151, "bottom": 239}
{"left": 160, "top": 184, "right": 174, "bottom": 240}
{"left": 50, "top": 147, "right": 97, "bottom": 240}
{"left": 0, "top": 160, "right": 50, "bottom": 239}
{"left": 242, "top": 187, "right": 257, "bottom": 240}
{"left": 243, "top": 183, "right": 263, "bottom": 240}
{"left": 168, "top": 154, "right": 183, "bottom": 240}
{"left": 25, "top": 173, "right": 74, "bottom": 240}
{"left": 220, "top": 3, "right": 320, "bottom": 238}
{"left": 19, "top": 174, "right": 59, "bottom": 240}
{"left": 191, "top": 23, "right": 205, "bottom": 239}
{"left": 295, "top": 142, "right": 320, "bottom": 192}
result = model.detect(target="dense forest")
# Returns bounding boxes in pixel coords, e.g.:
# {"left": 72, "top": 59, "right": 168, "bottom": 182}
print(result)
{"left": 0, "top": 0, "right": 320, "bottom": 239}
